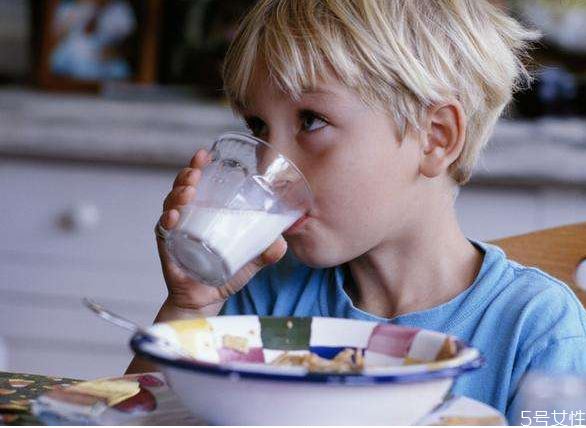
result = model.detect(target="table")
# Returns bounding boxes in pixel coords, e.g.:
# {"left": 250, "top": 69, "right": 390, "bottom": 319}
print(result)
{"left": 0, "top": 371, "right": 80, "bottom": 425}
{"left": 0, "top": 371, "right": 506, "bottom": 426}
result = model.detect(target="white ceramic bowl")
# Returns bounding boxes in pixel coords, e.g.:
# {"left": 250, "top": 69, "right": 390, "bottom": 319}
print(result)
{"left": 131, "top": 316, "right": 482, "bottom": 425}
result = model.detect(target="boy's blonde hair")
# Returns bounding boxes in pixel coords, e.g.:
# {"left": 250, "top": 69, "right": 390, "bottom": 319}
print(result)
{"left": 223, "top": 0, "right": 538, "bottom": 184}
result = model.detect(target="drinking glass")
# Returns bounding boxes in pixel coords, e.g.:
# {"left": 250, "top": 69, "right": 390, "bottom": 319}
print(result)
{"left": 165, "top": 132, "right": 313, "bottom": 286}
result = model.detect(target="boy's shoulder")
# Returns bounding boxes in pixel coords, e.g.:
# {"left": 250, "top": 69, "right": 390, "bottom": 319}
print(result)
{"left": 480, "top": 241, "right": 586, "bottom": 346}
{"left": 491, "top": 241, "right": 583, "bottom": 312}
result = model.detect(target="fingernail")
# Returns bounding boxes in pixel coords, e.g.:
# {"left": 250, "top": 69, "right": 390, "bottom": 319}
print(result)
{"left": 159, "top": 211, "right": 168, "bottom": 227}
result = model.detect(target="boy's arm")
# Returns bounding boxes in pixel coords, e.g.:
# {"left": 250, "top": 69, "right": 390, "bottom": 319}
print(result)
{"left": 506, "top": 336, "right": 586, "bottom": 424}
{"left": 125, "top": 298, "right": 224, "bottom": 374}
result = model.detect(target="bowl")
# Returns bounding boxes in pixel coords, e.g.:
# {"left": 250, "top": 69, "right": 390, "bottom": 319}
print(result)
{"left": 131, "top": 316, "right": 482, "bottom": 425}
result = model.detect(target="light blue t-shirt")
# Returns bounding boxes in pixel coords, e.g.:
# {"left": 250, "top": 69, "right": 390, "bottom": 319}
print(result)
{"left": 221, "top": 241, "right": 586, "bottom": 422}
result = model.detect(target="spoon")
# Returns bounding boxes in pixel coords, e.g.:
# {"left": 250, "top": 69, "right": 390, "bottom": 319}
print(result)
{"left": 82, "top": 297, "right": 193, "bottom": 359}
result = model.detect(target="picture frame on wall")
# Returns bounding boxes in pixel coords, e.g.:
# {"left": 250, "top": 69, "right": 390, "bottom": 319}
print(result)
{"left": 32, "top": 0, "right": 162, "bottom": 92}
{"left": 158, "top": 0, "right": 254, "bottom": 97}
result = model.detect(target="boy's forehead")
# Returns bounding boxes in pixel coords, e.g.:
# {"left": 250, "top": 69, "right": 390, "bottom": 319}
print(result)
{"left": 232, "top": 58, "right": 350, "bottom": 113}
{"left": 236, "top": 89, "right": 339, "bottom": 117}
{"left": 237, "top": 76, "right": 346, "bottom": 114}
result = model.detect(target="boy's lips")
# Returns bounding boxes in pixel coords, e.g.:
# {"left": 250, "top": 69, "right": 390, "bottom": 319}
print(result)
{"left": 284, "top": 214, "right": 310, "bottom": 236}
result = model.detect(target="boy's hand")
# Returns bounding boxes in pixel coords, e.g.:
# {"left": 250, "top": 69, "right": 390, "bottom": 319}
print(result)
{"left": 156, "top": 149, "right": 288, "bottom": 315}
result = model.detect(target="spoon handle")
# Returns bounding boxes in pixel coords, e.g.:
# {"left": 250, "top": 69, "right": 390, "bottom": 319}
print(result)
{"left": 82, "top": 297, "right": 143, "bottom": 333}
{"left": 82, "top": 297, "right": 193, "bottom": 359}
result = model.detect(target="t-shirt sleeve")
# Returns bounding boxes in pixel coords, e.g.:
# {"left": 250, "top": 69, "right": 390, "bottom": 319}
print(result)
{"left": 506, "top": 336, "right": 586, "bottom": 424}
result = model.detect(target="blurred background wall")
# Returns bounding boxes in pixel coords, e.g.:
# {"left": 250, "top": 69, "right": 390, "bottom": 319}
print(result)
{"left": 0, "top": 0, "right": 585, "bottom": 379}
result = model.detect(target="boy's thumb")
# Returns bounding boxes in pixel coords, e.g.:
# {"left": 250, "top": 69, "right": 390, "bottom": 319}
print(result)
{"left": 259, "top": 237, "right": 288, "bottom": 266}
{"left": 225, "top": 237, "right": 287, "bottom": 294}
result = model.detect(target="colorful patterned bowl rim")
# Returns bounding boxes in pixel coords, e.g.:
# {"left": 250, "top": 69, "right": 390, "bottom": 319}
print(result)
{"left": 130, "top": 316, "right": 484, "bottom": 385}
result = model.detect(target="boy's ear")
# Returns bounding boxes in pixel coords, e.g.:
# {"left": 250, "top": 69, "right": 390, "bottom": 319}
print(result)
{"left": 419, "top": 101, "right": 466, "bottom": 179}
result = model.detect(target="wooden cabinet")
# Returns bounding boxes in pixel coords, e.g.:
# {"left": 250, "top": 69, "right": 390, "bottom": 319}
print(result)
{"left": 0, "top": 158, "right": 175, "bottom": 379}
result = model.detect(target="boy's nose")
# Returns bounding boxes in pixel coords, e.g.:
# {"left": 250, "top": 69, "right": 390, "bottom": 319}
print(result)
{"left": 258, "top": 133, "right": 297, "bottom": 168}
{"left": 256, "top": 139, "right": 303, "bottom": 182}
{"left": 254, "top": 141, "right": 312, "bottom": 211}
{"left": 257, "top": 150, "right": 275, "bottom": 175}
{"left": 256, "top": 142, "right": 288, "bottom": 176}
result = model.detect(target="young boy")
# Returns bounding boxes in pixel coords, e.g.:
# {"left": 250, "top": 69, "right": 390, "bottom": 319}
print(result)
{"left": 128, "top": 0, "right": 586, "bottom": 422}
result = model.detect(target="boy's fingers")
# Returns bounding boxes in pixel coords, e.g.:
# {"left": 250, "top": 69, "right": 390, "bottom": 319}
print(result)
{"left": 163, "top": 185, "right": 195, "bottom": 211}
{"left": 173, "top": 168, "right": 201, "bottom": 188}
{"left": 159, "top": 209, "right": 180, "bottom": 230}
{"left": 188, "top": 152, "right": 199, "bottom": 168}
{"left": 237, "top": 238, "right": 288, "bottom": 277}
{"left": 216, "top": 281, "right": 241, "bottom": 301}
{"left": 190, "top": 149, "right": 211, "bottom": 169}
{"left": 172, "top": 168, "right": 191, "bottom": 188}
{"left": 257, "top": 237, "right": 288, "bottom": 266}
{"left": 217, "top": 238, "right": 288, "bottom": 300}
{"left": 156, "top": 234, "right": 189, "bottom": 282}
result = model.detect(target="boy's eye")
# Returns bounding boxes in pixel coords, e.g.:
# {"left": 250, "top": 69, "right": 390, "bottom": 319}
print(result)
{"left": 244, "top": 117, "right": 268, "bottom": 137}
{"left": 244, "top": 111, "right": 328, "bottom": 137}
{"left": 300, "top": 111, "right": 328, "bottom": 133}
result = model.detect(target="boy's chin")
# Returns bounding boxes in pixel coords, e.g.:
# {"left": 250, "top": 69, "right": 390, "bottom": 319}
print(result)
{"left": 288, "top": 241, "right": 344, "bottom": 269}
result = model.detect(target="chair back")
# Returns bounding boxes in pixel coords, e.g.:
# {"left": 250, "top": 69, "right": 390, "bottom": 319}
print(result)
{"left": 490, "top": 222, "right": 586, "bottom": 308}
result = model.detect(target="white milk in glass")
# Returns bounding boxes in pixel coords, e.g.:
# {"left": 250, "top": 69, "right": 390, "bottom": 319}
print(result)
{"left": 173, "top": 204, "right": 300, "bottom": 283}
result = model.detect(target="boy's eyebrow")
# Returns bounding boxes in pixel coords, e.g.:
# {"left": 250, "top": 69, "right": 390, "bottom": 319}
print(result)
{"left": 235, "top": 87, "right": 340, "bottom": 116}
{"left": 300, "top": 87, "right": 338, "bottom": 98}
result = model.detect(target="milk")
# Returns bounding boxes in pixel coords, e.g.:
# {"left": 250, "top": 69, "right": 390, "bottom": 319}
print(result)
{"left": 168, "top": 205, "right": 300, "bottom": 285}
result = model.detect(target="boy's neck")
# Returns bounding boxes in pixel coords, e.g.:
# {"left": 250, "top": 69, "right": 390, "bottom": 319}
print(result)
{"left": 345, "top": 199, "right": 483, "bottom": 320}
